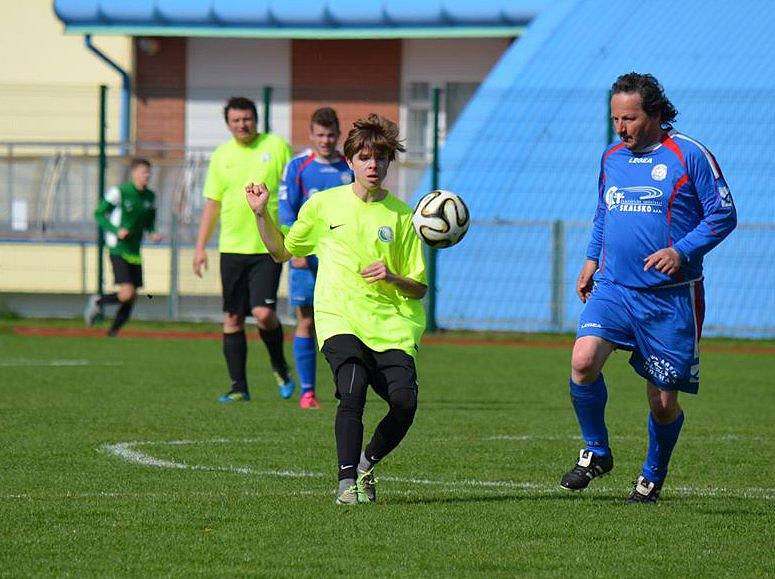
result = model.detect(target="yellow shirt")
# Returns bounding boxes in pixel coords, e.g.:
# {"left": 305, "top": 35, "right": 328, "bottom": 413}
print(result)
{"left": 203, "top": 134, "right": 293, "bottom": 254}
{"left": 284, "top": 185, "right": 427, "bottom": 356}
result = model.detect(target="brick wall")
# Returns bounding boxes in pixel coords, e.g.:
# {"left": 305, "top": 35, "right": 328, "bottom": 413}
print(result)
{"left": 291, "top": 40, "right": 401, "bottom": 149}
{"left": 134, "top": 37, "right": 186, "bottom": 155}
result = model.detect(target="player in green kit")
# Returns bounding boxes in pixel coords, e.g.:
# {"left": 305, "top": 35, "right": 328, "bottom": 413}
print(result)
{"left": 193, "top": 97, "right": 295, "bottom": 403}
{"left": 85, "top": 158, "right": 160, "bottom": 336}
{"left": 245, "top": 114, "right": 427, "bottom": 504}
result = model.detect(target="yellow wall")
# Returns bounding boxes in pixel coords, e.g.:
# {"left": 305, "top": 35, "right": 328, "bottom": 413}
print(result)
{"left": 0, "top": 2, "right": 131, "bottom": 142}
{"left": 0, "top": 242, "right": 289, "bottom": 299}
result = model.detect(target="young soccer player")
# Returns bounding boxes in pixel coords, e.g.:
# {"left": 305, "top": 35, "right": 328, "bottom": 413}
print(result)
{"left": 85, "top": 158, "right": 160, "bottom": 336}
{"left": 278, "top": 107, "right": 353, "bottom": 409}
{"left": 246, "top": 114, "right": 427, "bottom": 504}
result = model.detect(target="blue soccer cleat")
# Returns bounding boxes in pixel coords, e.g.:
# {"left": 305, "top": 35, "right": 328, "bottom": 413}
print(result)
{"left": 218, "top": 390, "right": 251, "bottom": 403}
{"left": 274, "top": 370, "right": 296, "bottom": 400}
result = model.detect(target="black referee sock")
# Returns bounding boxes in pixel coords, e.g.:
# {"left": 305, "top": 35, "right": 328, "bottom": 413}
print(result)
{"left": 109, "top": 301, "right": 134, "bottom": 334}
{"left": 258, "top": 325, "right": 289, "bottom": 380}
{"left": 223, "top": 331, "right": 248, "bottom": 392}
{"left": 99, "top": 293, "right": 120, "bottom": 307}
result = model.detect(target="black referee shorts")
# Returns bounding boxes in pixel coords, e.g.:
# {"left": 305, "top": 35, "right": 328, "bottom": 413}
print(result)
{"left": 110, "top": 254, "right": 143, "bottom": 288}
{"left": 321, "top": 334, "right": 418, "bottom": 401}
{"left": 220, "top": 253, "right": 282, "bottom": 316}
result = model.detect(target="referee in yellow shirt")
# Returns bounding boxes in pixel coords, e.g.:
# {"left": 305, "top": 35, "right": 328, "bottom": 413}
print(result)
{"left": 193, "top": 97, "right": 295, "bottom": 403}
{"left": 246, "top": 114, "right": 427, "bottom": 505}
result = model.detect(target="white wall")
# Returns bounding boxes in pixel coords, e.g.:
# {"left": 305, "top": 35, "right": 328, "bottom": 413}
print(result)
{"left": 186, "top": 38, "right": 291, "bottom": 149}
{"left": 401, "top": 38, "right": 511, "bottom": 84}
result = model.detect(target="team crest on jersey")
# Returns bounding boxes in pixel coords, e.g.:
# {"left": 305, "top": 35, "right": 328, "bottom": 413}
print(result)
{"left": 377, "top": 226, "right": 394, "bottom": 243}
{"left": 651, "top": 164, "right": 668, "bottom": 181}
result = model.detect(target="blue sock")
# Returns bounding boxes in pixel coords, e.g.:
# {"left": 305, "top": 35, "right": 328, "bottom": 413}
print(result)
{"left": 643, "top": 411, "right": 685, "bottom": 484}
{"left": 293, "top": 336, "right": 316, "bottom": 393}
{"left": 570, "top": 375, "right": 610, "bottom": 457}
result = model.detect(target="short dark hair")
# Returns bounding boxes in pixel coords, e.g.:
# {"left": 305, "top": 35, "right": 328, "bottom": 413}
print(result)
{"left": 310, "top": 107, "right": 340, "bottom": 132}
{"left": 129, "top": 158, "right": 151, "bottom": 171}
{"left": 343, "top": 114, "right": 405, "bottom": 162}
{"left": 223, "top": 96, "right": 258, "bottom": 123}
{"left": 611, "top": 72, "right": 677, "bottom": 126}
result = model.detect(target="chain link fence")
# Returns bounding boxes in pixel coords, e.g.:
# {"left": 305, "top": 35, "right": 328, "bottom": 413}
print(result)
{"left": 2, "top": 83, "right": 774, "bottom": 337}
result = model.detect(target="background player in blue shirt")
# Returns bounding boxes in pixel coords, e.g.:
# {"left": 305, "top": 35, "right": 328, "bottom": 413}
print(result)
{"left": 279, "top": 107, "right": 353, "bottom": 409}
{"left": 560, "top": 73, "right": 737, "bottom": 502}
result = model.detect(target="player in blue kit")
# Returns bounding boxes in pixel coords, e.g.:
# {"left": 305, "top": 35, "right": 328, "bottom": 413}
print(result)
{"left": 279, "top": 107, "right": 353, "bottom": 409}
{"left": 560, "top": 73, "right": 737, "bottom": 503}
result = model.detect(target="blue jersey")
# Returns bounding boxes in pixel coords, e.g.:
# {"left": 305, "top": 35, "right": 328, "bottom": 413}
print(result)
{"left": 278, "top": 150, "right": 353, "bottom": 228}
{"left": 588, "top": 130, "right": 737, "bottom": 289}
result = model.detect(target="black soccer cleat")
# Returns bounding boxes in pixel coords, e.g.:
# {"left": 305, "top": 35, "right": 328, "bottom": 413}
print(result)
{"left": 560, "top": 449, "right": 614, "bottom": 491}
{"left": 626, "top": 475, "right": 662, "bottom": 504}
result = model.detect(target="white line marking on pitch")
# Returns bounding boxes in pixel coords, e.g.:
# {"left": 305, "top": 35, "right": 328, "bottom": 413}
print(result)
{"left": 99, "top": 439, "right": 775, "bottom": 501}
{"left": 488, "top": 434, "right": 770, "bottom": 443}
{"left": 0, "top": 359, "right": 123, "bottom": 367}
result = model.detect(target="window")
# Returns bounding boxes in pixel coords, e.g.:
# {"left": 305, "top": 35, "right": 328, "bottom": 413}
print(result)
{"left": 404, "top": 81, "right": 479, "bottom": 161}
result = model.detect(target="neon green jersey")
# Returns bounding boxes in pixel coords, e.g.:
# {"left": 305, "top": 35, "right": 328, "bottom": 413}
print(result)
{"left": 203, "top": 134, "right": 293, "bottom": 254}
{"left": 284, "top": 184, "right": 427, "bottom": 357}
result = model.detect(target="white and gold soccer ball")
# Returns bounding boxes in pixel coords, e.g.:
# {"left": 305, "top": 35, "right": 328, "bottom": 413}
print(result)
{"left": 412, "top": 190, "right": 470, "bottom": 249}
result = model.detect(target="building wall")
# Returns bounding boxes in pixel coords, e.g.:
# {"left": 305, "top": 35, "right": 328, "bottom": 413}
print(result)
{"left": 291, "top": 40, "right": 402, "bottom": 149}
{"left": 0, "top": 3, "right": 131, "bottom": 142}
{"left": 186, "top": 38, "right": 292, "bottom": 149}
{"left": 401, "top": 38, "right": 512, "bottom": 83}
{"left": 135, "top": 37, "right": 187, "bottom": 154}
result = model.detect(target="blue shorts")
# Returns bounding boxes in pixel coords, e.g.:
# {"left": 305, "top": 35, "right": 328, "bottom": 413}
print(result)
{"left": 577, "top": 278, "right": 705, "bottom": 394}
{"left": 289, "top": 256, "right": 318, "bottom": 307}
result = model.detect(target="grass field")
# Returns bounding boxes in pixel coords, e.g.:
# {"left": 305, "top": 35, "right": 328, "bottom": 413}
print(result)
{"left": 1, "top": 320, "right": 773, "bottom": 577}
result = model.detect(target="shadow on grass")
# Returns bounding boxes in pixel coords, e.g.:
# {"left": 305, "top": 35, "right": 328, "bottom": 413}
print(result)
{"left": 383, "top": 490, "right": 625, "bottom": 506}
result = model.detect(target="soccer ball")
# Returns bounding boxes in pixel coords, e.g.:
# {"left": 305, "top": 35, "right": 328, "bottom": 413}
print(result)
{"left": 412, "top": 190, "right": 470, "bottom": 248}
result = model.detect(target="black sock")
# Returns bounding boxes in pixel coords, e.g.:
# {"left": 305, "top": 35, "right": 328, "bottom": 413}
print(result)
{"left": 109, "top": 300, "right": 134, "bottom": 334}
{"left": 334, "top": 363, "right": 369, "bottom": 481}
{"left": 223, "top": 331, "right": 248, "bottom": 392}
{"left": 259, "top": 325, "right": 289, "bottom": 379}
{"left": 364, "top": 388, "right": 417, "bottom": 464}
{"left": 99, "top": 293, "right": 120, "bottom": 306}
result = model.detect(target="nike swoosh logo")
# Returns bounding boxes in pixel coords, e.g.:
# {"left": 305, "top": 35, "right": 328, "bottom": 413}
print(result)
{"left": 329, "top": 224, "right": 345, "bottom": 230}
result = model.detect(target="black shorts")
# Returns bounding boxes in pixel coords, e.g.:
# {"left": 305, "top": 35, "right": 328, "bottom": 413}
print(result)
{"left": 220, "top": 253, "right": 282, "bottom": 316}
{"left": 110, "top": 254, "right": 143, "bottom": 287}
{"left": 321, "top": 334, "right": 418, "bottom": 401}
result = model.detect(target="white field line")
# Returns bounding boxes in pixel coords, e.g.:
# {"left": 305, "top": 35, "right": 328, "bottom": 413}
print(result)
{"left": 98, "top": 439, "right": 775, "bottom": 501}
{"left": 488, "top": 434, "right": 770, "bottom": 443}
{"left": 0, "top": 359, "right": 122, "bottom": 367}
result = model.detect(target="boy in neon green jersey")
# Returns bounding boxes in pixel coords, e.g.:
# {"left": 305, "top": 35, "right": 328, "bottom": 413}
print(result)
{"left": 193, "top": 96, "right": 295, "bottom": 403}
{"left": 246, "top": 114, "right": 427, "bottom": 505}
{"left": 86, "top": 158, "right": 160, "bottom": 336}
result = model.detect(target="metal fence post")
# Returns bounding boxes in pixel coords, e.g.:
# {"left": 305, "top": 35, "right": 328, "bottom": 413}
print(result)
{"left": 169, "top": 203, "right": 180, "bottom": 320}
{"left": 97, "top": 85, "right": 107, "bottom": 299}
{"left": 425, "top": 87, "right": 442, "bottom": 332}
{"left": 550, "top": 220, "right": 565, "bottom": 330}
{"left": 263, "top": 86, "right": 273, "bottom": 134}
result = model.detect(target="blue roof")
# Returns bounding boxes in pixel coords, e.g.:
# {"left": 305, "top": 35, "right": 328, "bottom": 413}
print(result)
{"left": 53, "top": 0, "right": 549, "bottom": 36}
{"left": 413, "top": 0, "right": 775, "bottom": 336}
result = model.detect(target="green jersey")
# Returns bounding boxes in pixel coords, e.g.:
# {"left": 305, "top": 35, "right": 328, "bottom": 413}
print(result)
{"left": 284, "top": 184, "right": 427, "bottom": 357}
{"left": 203, "top": 134, "right": 293, "bottom": 254}
{"left": 95, "top": 181, "right": 156, "bottom": 264}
